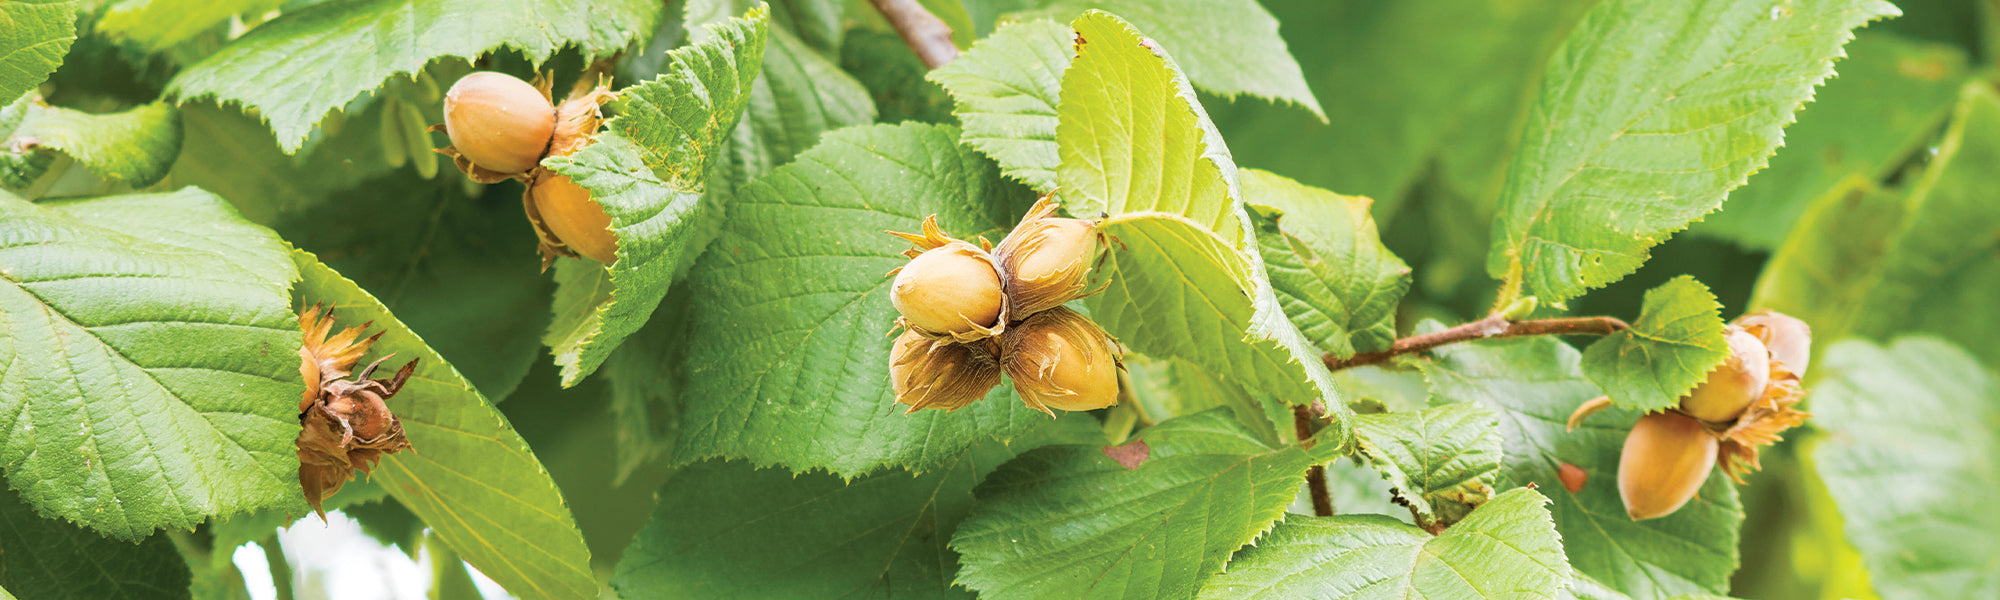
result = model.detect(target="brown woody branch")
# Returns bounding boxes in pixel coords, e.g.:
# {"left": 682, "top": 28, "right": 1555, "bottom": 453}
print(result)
{"left": 1324, "top": 315, "right": 1630, "bottom": 371}
{"left": 1293, "top": 404, "right": 1334, "bottom": 517}
{"left": 868, "top": 0, "right": 960, "bottom": 69}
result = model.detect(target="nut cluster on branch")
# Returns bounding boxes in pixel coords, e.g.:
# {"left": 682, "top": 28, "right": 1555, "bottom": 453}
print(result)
{"left": 1574, "top": 309, "right": 1814, "bottom": 521}
{"left": 885, "top": 196, "right": 1120, "bottom": 416}
{"left": 435, "top": 71, "right": 620, "bottom": 267}
{"left": 295, "top": 304, "right": 418, "bottom": 520}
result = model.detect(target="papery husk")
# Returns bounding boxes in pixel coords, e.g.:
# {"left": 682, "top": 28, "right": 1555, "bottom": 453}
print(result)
{"left": 1715, "top": 361, "right": 1810, "bottom": 484}
{"left": 993, "top": 195, "right": 1104, "bottom": 317}
{"left": 1001, "top": 307, "right": 1123, "bottom": 416}
{"left": 891, "top": 329, "right": 1003, "bottom": 413}
{"left": 296, "top": 304, "right": 418, "bottom": 520}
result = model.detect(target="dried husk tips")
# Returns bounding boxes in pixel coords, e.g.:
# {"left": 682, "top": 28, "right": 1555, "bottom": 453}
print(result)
{"left": 993, "top": 195, "right": 1105, "bottom": 317}
{"left": 1002, "top": 307, "right": 1124, "bottom": 416}
{"left": 890, "top": 330, "right": 1003, "bottom": 413}
{"left": 296, "top": 304, "right": 418, "bottom": 521}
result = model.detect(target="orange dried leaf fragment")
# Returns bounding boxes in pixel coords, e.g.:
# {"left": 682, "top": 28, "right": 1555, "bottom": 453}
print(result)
{"left": 296, "top": 304, "right": 419, "bottom": 520}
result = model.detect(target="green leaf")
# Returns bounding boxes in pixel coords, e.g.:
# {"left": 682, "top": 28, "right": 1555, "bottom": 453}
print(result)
{"left": 1350, "top": 402, "right": 1503, "bottom": 530}
{"left": 954, "top": 409, "right": 1329, "bottom": 600}
{"left": 1422, "top": 335, "right": 1743, "bottom": 597}
{"left": 0, "top": 485, "right": 189, "bottom": 600}
{"left": 675, "top": 122, "right": 1045, "bottom": 476}
{"left": 1753, "top": 84, "right": 2000, "bottom": 368}
{"left": 1195, "top": 487, "right": 1569, "bottom": 600}
{"left": 1581, "top": 275, "right": 1729, "bottom": 412}
{"left": 161, "top": 102, "right": 400, "bottom": 224}
{"left": 8, "top": 101, "right": 182, "bottom": 187}
{"left": 166, "top": 0, "right": 660, "bottom": 152}
{"left": 1487, "top": 0, "right": 1898, "bottom": 304}
{"left": 542, "top": 8, "right": 768, "bottom": 386}
{"left": 1057, "top": 11, "right": 1346, "bottom": 434}
{"left": 615, "top": 447, "right": 1001, "bottom": 598}
{"left": 291, "top": 250, "right": 596, "bottom": 600}
{"left": 1694, "top": 33, "right": 1970, "bottom": 250}
{"left": 1014, "top": 0, "right": 1319, "bottom": 117}
{"left": 1244, "top": 168, "right": 1410, "bottom": 358}
{"left": 1811, "top": 337, "right": 2000, "bottom": 599}
{"left": 927, "top": 18, "right": 1071, "bottom": 193}
{"left": 0, "top": 188, "right": 299, "bottom": 540}
{"left": 0, "top": 0, "right": 76, "bottom": 105}
{"left": 97, "top": 0, "right": 282, "bottom": 53}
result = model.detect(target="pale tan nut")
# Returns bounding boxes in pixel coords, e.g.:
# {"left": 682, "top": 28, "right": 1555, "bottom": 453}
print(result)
{"left": 441, "top": 72, "right": 556, "bottom": 175}
{"left": 528, "top": 172, "right": 617, "bottom": 264}
{"left": 890, "top": 330, "right": 1003, "bottom": 413}
{"left": 891, "top": 241, "right": 1007, "bottom": 340}
{"left": 994, "top": 195, "right": 1104, "bottom": 317}
{"left": 1002, "top": 307, "right": 1122, "bottom": 416}
{"left": 1618, "top": 411, "right": 1718, "bottom": 521}
{"left": 1678, "top": 325, "right": 1770, "bottom": 423}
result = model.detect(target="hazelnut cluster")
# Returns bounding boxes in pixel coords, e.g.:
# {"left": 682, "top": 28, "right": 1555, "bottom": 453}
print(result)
{"left": 886, "top": 197, "right": 1121, "bottom": 416}
{"left": 295, "top": 304, "right": 418, "bottom": 520}
{"left": 435, "top": 71, "right": 620, "bottom": 267}
{"left": 1572, "top": 310, "right": 1813, "bottom": 520}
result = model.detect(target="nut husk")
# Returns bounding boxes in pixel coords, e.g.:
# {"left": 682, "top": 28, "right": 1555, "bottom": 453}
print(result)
{"left": 1735, "top": 309, "right": 1811, "bottom": 377}
{"left": 523, "top": 80, "right": 619, "bottom": 268}
{"left": 1002, "top": 307, "right": 1122, "bottom": 416}
{"left": 1618, "top": 411, "right": 1718, "bottom": 521}
{"left": 994, "top": 196, "right": 1103, "bottom": 317}
{"left": 1678, "top": 325, "right": 1770, "bottom": 423}
{"left": 296, "top": 304, "right": 417, "bottom": 521}
{"left": 890, "top": 330, "right": 1003, "bottom": 413}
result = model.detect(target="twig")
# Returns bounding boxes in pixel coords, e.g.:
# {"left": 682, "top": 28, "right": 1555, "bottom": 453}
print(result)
{"left": 868, "top": 0, "right": 960, "bottom": 68}
{"left": 1325, "top": 315, "right": 1629, "bottom": 371}
{"left": 1294, "top": 404, "right": 1334, "bottom": 517}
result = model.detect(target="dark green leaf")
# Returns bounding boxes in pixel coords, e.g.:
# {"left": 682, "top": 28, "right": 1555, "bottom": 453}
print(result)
{"left": 1581, "top": 275, "right": 1729, "bottom": 412}
{"left": 1195, "top": 488, "right": 1568, "bottom": 599}
{"left": 1423, "top": 335, "right": 1743, "bottom": 597}
{"left": 1811, "top": 337, "right": 2000, "bottom": 599}
{"left": 1487, "top": 0, "right": 1897, "bottom": 303}
{"left": 1351, "top": 402, "right": 1503, "bottom": 529}
{"left": 0, "top": 188, "right": 298, "bottom": 539}
{"left": 0, "top": 485, "right": 189, "bottom": 600}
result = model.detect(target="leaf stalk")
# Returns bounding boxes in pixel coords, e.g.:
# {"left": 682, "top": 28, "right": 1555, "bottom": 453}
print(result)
{"left": 1324, "top": 314, "right": 1629, "bottom": 371}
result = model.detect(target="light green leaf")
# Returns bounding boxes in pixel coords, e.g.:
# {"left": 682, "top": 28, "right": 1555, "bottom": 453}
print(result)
{"left": 291, "top": 250, "right": 596, "bottom": 600}
{"left": 1695, "top": 33, "right": 1970, "bottom": 250}
{"left": 0, "top": 188, "right": 298, "bottom": 540}
{"left": 0, "top": 0, "right": 76, "bottom": 105}
{"left": 1487, "top": 0, "right": 1898, "bottom": 304}
{"left": 1195, "top": 488, "right": 1569, "bottom": 600}
{"left": 1351, "top": 402, "right": 1503, "bottom": 530}
{"left": 1811, "top": 337, "right": 2000, "bottom": 599}
{"left": 1014, "top": 0, "right": 1319, "bottom": 116}
{"left": 676, "top": 122, "right": 1043, "bottom": 475}
{"left": 0, "top": 485, "right": 189, "bottom": 600}
{"left": 954, "top": 409, "right": 1329, "bottom": 600}
{"left": 1423, "top": 335, "right": 1743, "bottom": 597}
{"left": 542, "top": 8, "right": 767, "bottom": 386}
{"left": 616, "top": 441, "right": 1020, "bottom": 599}
{"left": 166, "top": 0, "right": 660, "bottom": 151}
{"left": 1057, "top": 11, "right": 1346, "bottom": 436}
{"left": 1581, "top": 275, "right": 1729, "bottom": 412}
{"left": 97, "top": 0, "right": 282, "bottom": 53}
{"left": 1753, "top": 84, "right": 2000, "bottom": 368}
{"left": 1121, "top": 355, "right": 1280, "bottom": 446}
{"left": 161, "top": 101, "right": 400, "bottom": 224}
{"left": 7, "top": 101, "right": 182, "bottom": 187}
{"left": 927, "top": 18, "right": 1071, "bottom": 192}
{"left": 1244, "top": 168, "right": 1410, "bottom": 358}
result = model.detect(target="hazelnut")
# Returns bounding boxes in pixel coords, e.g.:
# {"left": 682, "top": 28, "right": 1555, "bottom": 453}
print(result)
{"left": 1735, "top": 309, "right": 1811, "bottom": 376}
{"left": 1618, "top": 411, "right": 1719, "bottom": 521}
{"left": 994, "top": 197, "right": 1103, "bottom": 317}
{"left": 1678, "top": 325, "right": 1770, "bottom": 423}
{"left": 529, "top": 172, "right": 617, "bottom": 264}
{"left": 1002, "top": 307, "right": 1122, "bottom": 415}
{"left": 442, "top": 72, "right": 555, "bottom": 174}
{"left": 891, "top": 242, "right": 1006, "bottom": 338}
{"left": 890, "top": 330, "right": 1003, "bottom": 412}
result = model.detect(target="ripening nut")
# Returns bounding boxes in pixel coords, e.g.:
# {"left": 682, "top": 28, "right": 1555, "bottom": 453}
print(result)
{"left": 1678, "top": 325, "right": 1771, "bottom": 423}
{"left": 530, "top": 173, "right": 617, "bottom": 264}
{"left": 1003, "top": 307, "right": 1122, "bottom": 415}
{"left": 890, "top": 330, "right": 1003, "bottom": 412}
{"left": 994, "top": 198, "right": 1103, "bottom": 316}
{"left": 1619, "top": 411, "right": 1719, "bottom": 521}
{"left": 891, "top": 242, "right": 1006, "bottom": 338}
{"left": 442, "top": 72, "right": 555, "bottom": 174}
{"left": 1735, "top": 309, "right": 1811, "bottom": 376}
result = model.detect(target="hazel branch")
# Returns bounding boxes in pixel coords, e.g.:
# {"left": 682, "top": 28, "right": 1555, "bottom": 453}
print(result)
{"left": 867, "top": 0, "right": 961, "bottom": 69}
{"left": 1324, "top": 314, "right": 1630, "bottom": 371}
{"left": 1293, "top": 404, "right": 1335, "bottom": 517}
